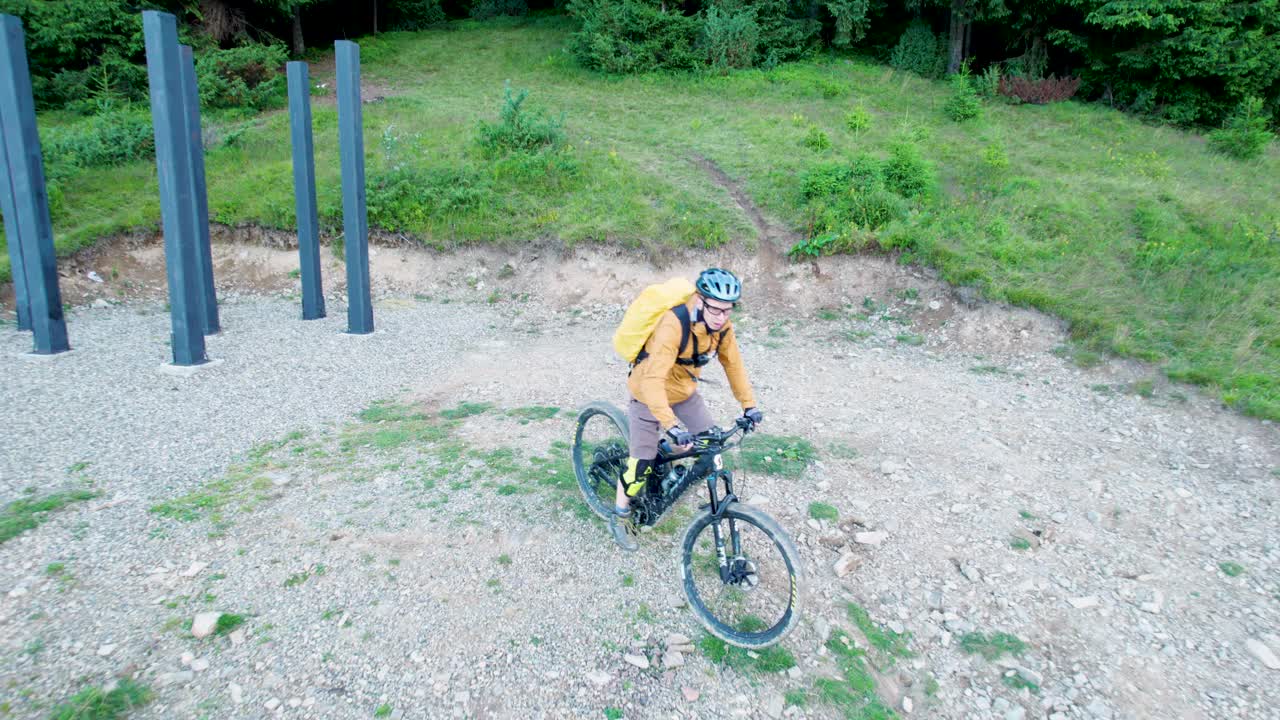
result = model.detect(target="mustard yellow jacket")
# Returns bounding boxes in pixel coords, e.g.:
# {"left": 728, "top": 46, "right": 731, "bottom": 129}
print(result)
{"left": 627, "top": 299, "right": 756, "bottom": 429}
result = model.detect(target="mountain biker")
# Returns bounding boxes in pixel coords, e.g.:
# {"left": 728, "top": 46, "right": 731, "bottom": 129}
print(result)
{"left": 611, "top": 267, "right": 764, "bottom": 551}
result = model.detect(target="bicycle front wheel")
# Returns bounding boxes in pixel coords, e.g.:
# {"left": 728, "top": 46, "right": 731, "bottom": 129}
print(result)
{"left": 679, "top": 503, "right": 803, "bottom": 649}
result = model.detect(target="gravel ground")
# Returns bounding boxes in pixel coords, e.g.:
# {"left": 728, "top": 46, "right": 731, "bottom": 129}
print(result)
{"left": 2, "top": 282, "right": 1278, "bottom": 720}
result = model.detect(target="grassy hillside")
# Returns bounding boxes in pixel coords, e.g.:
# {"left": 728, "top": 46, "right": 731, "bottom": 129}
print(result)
{"left": 2, "top": 14, "right": 1278, "bottom": 419}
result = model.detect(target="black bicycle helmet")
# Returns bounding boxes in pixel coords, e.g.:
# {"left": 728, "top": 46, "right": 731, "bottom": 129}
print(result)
{"left": 695, "top": 268, "right": 742, "bottom": 303}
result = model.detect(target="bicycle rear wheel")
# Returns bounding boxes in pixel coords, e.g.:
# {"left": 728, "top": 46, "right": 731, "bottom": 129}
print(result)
{"left": 572, "top": 401, "right": 631, "bottom": 520}
{"left": 679, "top": 503, "right": 803, "bottom": 649}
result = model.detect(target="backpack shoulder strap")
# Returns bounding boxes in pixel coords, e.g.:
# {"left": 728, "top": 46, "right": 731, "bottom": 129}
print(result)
{"left": 671, "top": 304, "right": 693, "bottom": 360}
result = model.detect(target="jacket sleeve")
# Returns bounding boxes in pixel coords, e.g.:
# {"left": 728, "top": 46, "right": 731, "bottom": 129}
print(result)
{"left": 633, "top": 312, "right": 682, "bottom": 429}
{"left": 717, "top": 324, "right": 757, "bottom": 410}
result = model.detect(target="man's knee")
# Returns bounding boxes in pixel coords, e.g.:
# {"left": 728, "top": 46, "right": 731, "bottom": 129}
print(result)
{"left": 621, "top": 457, "right": 656, "bottom": 498}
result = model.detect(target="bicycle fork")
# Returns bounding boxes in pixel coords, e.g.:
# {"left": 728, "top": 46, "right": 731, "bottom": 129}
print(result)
{"left": 706, "top": 469, "right": 744, "bottom": 584}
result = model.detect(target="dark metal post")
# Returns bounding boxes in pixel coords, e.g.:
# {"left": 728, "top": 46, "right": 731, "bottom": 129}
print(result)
{"left": 0, "top": 14, "right": 68, "bottom": 353}
{"left": 287, "top": 61, "right": 325, "bottom": 320}
{"left": 335, "top": 40, "right": 372, "bottom": 334}
{"left": 142, "top": 11, "right": 206, "bottom": 365}
{"left": 0, "top": 113, "right": 31, "bottom": 331}
{"left": 179, "top": 44, "right": 219, "bottom": 335}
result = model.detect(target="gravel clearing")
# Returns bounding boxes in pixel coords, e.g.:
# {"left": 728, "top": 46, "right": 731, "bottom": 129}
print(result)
{"left": 2, "top": 265, "right": 1278, "bottom": 720}
{"left": 1, "top": 296, "right": 490, "bottom": 504}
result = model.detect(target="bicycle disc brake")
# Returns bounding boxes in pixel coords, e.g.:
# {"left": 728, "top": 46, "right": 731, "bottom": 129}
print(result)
{"left": 728, "top": 558, "right": 759, "bottom": 590}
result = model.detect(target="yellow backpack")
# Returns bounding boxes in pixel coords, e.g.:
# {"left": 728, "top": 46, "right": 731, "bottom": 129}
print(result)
{"left": 612, "top": 277, "right": 696, "bottom": 364}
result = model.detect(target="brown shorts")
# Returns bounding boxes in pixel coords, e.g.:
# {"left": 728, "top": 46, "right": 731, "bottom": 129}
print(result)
{"left": 628, "top": 393, "right": 715, "bottom": 460}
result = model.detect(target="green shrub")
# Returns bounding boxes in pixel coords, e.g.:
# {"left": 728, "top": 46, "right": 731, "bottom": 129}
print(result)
{"left": 975, "top": 63, "right": 1001, "bottom": 99}
{"left": 802, "top": 126, "right": 831, "bottom": 151}
{"left": 471, "top": 0, "right": 529, "bottom": 20}
{"left": 367, "top": 166, "right": 494, "bottom": 231}
{"left": 702, "top": 4, "right": 761, "bottom": 71}
{"left": 982, "top": 141, "right": 1009, "bottom": 170}
{"left": 1208, "top": 96, "right": 1274, "bottom": 161}
{"left": 847, "top": 186, "right": 907, "bottom": 230}
{"left": 567, "top": 0, "right": 703, "bottom": 73}
{"left": 844, "top": 105, "right": 871, "bottom": 134}
{"left": 890, "top": 21, "right": 945, "bottom": 79}
{"left": 41, "top": 109, "right": 154, "bottom": 177}
{"left": 387, "top": 0, "right": 447, "bottom": 29}
{"left": 801, "top": 162, "right": 853, "bottom": 199}
{"left": 883, "top": 140, "right": 931, "bottom": 198}
{"left": 944, "top": 62, "right": 982, "bottom": 122}
{"left": 195, "top": 43, "right": 288, "bottom": 112}
{"left": 476, "top": 83, "right": 566, "bottom": 156}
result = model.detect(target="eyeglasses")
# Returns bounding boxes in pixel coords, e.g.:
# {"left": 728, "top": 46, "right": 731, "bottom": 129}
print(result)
{"left": 702, "top": 302, "right": 734, "bottom": 318}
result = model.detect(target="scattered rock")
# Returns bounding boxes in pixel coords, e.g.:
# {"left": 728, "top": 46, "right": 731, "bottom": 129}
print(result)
{"left": 180, "top": 562, "right": 208, "bottom": 578}
{"left": 228, "top": 628, "right": 246, "bottom": 646}
{"left": 8, "top": 586, "right": 28, "bottom": 598}
{"left": 902, "top": 697, "right": 914, "bottom": 713}
{"left": 1068, "top": 596, "right": 1100, "bottom": 609}
{"left": 833, "top": 553, "right": 861, "bottom": 577}
{"left": 191, "top": 611, "right": 222, "bottom": 639}
{"left": 1004, "top": 709, "right": 1026, "bottom": 720}
{"left": 879, "top": 460, "right": 902, "bottom": 475}
{"left": 1139, "top": 589, "right": 1164, "bottom": 614}
{"left": 1017, "top": 667, "right": 1043, "bottom": 687}
{"left": 815, "top": 616, "right": 831, "bottom": 645}
{"left": 1086, "top": 698, "right": 1113, "bottom": 719}
{"left": 767, "top": 694, "right": 785, "bottom": 719}
{"left": 854, "top": 531, "right": 888, "bottom": 547}
{"left": 92, "top": 298, "right": 110, "bottom": 309}
{"left": 288, "top": 698, "right": 302, "bottom": 708}
{"left": 662, "top": 650, "right": 685, "bottom": 669}
{"left": 623, "top": 653, "right": 650, "bottom": 670}
{"left": 265, "top": 697, "right": 281, "bottom": 712}
{"left": 157, "top": 671, "right": 195, "bottom": 686}
{"left": 960, "top": 564, "right": 982, "bottom": 583}
{"left": 1245, "top": 639, "right": 1280, "bottom": 670}
{"left": 665, "top": 633, "right": 691, "bottom": 647}
{"left": 230, "top": 683, "right": 243, "bottom": 704}
{"left": 190, "top": 657, "right": 210, "bottom": 672}
{"left": 683, "top": 687, "right": 700, "bottom": 702}
{"left": 181, "top": 651, "right": 195, "bottom": 666}
{"left": 96, "top": 644, "right": 116, "bottom": 657}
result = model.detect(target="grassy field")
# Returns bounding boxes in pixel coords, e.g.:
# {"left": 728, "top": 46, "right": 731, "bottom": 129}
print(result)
{"left": 2, "top": 14, "right": 1278, "bottom": 420}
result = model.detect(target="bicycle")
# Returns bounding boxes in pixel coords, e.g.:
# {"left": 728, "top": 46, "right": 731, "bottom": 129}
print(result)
{"left": 572, "top": 401, "right": 804, "bottom": 649}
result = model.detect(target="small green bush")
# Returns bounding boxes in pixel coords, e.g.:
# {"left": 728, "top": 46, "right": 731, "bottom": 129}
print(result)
{"left": 945, "top": 63, "right": 982, "bottom": 122}
{"left": 366, "top": 166, "right": 494, "bottom": 230}
{"left": 567, "top": 0, "right": 703, "bottom": 73}
{"left": 890, "top": 22, "right": 945, "bottom": 79}
{"left": 976, "top": 64, "right": 1002, "bottom": 99}
{"left": 847, "top": 186, "right": 907, "bottom": 230}
{"left": 883, "top": 140, "right": 932, "bottom": 198}
{"left": 844, "top": 105, "right": 871, "bottom": 134}
{"left": 387, "top": 0, "right": 447, "bottom": 30}
{"left": 802, "top": 126, "right": 831, "bottom": 151}
{"left": 1208, "top": 96, "right": 1274, "bottom": 161}
{"left": 476, "top": 83, "right": 566, "bottom": 156}
{"left": 195, "top": 43, "right": 288, "bottom": 112}
{"left": 471, "top": 0, "right": 528, "bottom": 19}
{"left": 41, "top": 109, "right": 154, "bottom": 178}
{"left": 702, "top": 4, "right": 760, "bottom": 71}
{"left": 801, "top": 162, "right": 854, "bottom": 199}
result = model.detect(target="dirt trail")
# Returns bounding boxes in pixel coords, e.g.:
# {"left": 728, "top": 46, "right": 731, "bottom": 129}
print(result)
{"left": 1, "top": 234, "right": 1277, "bottom": 720}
